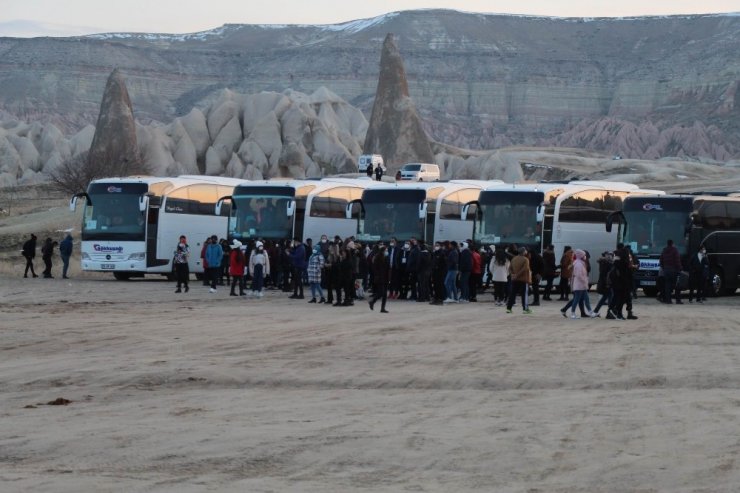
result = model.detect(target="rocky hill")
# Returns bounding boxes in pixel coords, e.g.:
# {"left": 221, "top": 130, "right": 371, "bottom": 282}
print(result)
{"left": 0, "top": 9, "right": 738, "bottom": 161}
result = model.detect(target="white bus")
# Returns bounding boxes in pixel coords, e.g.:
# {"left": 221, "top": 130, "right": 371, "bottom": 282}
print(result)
{"left": 349, "top": 181, "right": 503, "bottom": 244}
{"left": 463, "top": 181, "right": 665, "bottom": 282}
{"left": 70, "top": 175, "right": 243, "bottom": 280}
{"left": 216, "top": 178, "right": 378, "bottom": 243}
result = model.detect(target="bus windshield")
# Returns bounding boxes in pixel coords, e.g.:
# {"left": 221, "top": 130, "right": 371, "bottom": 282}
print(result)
{"left": 358, "top": 190, "right": 425, "bottom": 242}
{"left": 230, "top": 190, "right": 294, "bottom": 241}
{"left": 622, "top": 198, "right": 692, "bottom": 255}
{"left": 82, "top": 183, "right": 147, "bottom": 241}
{"left": 477, "top": 191, "right": 543, "bottom": 248}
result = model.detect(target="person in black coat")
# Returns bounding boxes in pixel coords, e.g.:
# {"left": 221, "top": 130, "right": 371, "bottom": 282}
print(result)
{"left": 406, "top": 239, "right": 420, "bottom": 300}
{"left": 416, "top": 241, "right": 432, "bottom": 302}
{"left": 430, "top": 242, "right": 447, "bottom": 305}
{"left": 22, "top": 233, "right": 38, "bottom": 278}
{"left": 41, "top": 237, "right": 57, "bottom": 278}
{"left": 688, "top": 245, "right": 710, "bottom": 303}
{"left": 528, "top": 248, "right": 544, "bottom": 306}
{"left": 368, "top": 245, "right": 390, "bottom": 313}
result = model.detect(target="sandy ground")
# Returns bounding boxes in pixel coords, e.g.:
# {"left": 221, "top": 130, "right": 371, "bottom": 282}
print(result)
{"left": 1, "top": 273, "right": 740, "bottom": 492}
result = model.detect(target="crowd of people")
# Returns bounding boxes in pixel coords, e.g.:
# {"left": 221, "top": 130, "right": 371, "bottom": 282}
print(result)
{"left": 20, "top": 231, "right": 714, "bottom": 319}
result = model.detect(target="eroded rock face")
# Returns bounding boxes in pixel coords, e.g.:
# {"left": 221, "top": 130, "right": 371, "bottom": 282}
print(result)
{"left": 88, "top": 69, "right": 140, "bottom": 171}
{"left": 363, "top": 34, "right": 434, "bottom": 172}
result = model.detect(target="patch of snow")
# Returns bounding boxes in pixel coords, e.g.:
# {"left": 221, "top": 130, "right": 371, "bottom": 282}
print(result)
{"left": 677, "top": 174, "right": 688, "bottom": 179}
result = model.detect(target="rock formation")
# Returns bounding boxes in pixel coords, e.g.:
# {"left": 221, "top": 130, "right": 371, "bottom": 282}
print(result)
{"left": 88, "top": 69, "right": 141, "bottom": 174}
{"left": 363, "top": 34, "right": 434, "bottom": 171}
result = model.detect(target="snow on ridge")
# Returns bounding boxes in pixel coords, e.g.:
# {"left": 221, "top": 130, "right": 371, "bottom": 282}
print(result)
{"left": 86, "top": 24, "right": 236, "bottom": 42}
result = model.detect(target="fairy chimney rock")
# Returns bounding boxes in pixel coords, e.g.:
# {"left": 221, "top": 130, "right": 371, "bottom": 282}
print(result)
{"left": 88, "top": 69, "right": 140, "bottom": 170}
{"left": 363, "top": 34, "right": 434, "bottom": 171}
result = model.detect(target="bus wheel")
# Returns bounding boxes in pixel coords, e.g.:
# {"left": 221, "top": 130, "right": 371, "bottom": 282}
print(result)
{"left": 709, "top": 269, "right": 724, "bottom": 297}
{"left": 113, "top": 272, "right": 132, "bottom": 281}
{"left": 642, "top": 287, "right": 657, "bottom": 298}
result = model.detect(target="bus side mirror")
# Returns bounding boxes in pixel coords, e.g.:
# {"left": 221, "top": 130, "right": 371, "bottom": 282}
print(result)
{"left": 419, "top": 202, "right": 428, "bottom": 219}
{"left": 345, "top": 203, "right": 353, "bottom": 219}
{"left": 138, "top": 195, "right": 149, "bottom": 212}
{"left": 69, "top": 196, "right": 78, "bottom": 212}
{"left": 605, "top": 216, "right": 613, "bottom": 233}
{"left": 69, "top": 192, "right": 90, "bottom": 211}
{"left": 461, "top": 204, "right": 469, "bottom": 221}
{"left": 286, "top": 200, "right": 296, "bottom": 217}
{"left": 215, "top": 196, "right": 233, "bottom": 216}
{"left": 536, "top": 204, "right": 545, "bottom": 222}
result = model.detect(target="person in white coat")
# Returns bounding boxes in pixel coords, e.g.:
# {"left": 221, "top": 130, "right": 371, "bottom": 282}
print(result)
{"left": 249, "top": 241, "right": 270, "bottom": 297}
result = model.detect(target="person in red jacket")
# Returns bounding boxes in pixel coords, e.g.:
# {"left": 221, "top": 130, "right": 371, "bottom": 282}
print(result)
{"left": 229, "top": 240, "right": 246, "bottom": 296}
{"left": 470, "top": 245, "right": 482, "bottom": 302}
{"left": 200, "top": 237, "right": 210, "bottom": 285}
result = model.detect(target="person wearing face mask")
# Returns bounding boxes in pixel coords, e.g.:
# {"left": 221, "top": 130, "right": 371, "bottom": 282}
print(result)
{"left": 398, "top": 241, "right": 411, "bottom": 299}
{"left": 368, "top": 244, "right": 390, "bottom": 313}
{"left": 416, "top": 240, "right": 432, "bottom": 302}
{"left": 406, "top": 238, "right": 420, "bottom": 300}
{"left": 430, "top": 242, "right": 447, "bottom": 305}
{"left": 388, "top": 238, "right": 400, "bottom": 299}
{"left": 443, "top": 241, "right": 460, "bottom": 303}
{"left": 458, "top": 241, "right": 472, "bottom": 302}
{"left": 173, "top": 235, "right": 190, "bottom": 293}
{"left": 289, "top": 237, "right": 306, "bottom": 299}
{"left": 688, "top": 245, "right": 710, "bottom": 303}
{"left": 249, "top": 241, "right": 270, "bottom": 298}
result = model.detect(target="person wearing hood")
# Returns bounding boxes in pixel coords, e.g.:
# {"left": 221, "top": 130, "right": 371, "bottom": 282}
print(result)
{"left": 173, "top": 235, "right": 190, "bottom": 293}
{"left": 688, "top": 245, "right": 709, "bottom": 303}
{"left": 41, "top": 237, "right": 58, "bottom": 278}
{"left": 229, "top": 240, "right": 246, "bottom": 296}
{"left": 249, "top": 240, "right": 270, "bottom": 298}
{"left": 21, "top": 233, "right": 38, "bottom": 278}
{"left": 59, "top": 233, "right": 73, "bottom": 279}
{"left": 558, "top": 246, "right": 573, "bottom": 300}
{"left": 567, "top": 249, "right": 598, "bottom": 319}
{"left": 458, "top": 241, "right": 472, "bottom": 302}
{"left": 205, "top": 235, "right": 223, "bottom": 293}
{"left": 307, "top": 244, "right": 326, "bottom": 304}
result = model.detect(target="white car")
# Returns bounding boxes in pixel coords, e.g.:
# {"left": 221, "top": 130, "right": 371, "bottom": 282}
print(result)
{"left": 399, "top": 163, "right": 441, "bottom": 182}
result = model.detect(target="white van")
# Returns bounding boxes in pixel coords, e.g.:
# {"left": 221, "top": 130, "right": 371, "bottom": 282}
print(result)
{"left": 399, "top": 163, "right": 441, "bottom": 182}
{"left": 358, "top": 154, "right": 385, "bottom": 173}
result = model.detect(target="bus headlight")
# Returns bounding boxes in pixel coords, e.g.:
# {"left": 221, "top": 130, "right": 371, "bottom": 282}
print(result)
{"left": 127, "top": 252, "right": 146, "bottom": 261}
{"left": 82, "top": 252, "right": 90, "bottom": 260}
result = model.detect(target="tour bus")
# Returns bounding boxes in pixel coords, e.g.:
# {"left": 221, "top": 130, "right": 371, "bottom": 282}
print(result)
{"left": 216, "top": 178, "right": 377, "bottom": 244}
{"left": 70, "top": 175, "right": 244, "bottom": 280}
{"left": 348, "top": 181, "right": 503, "bottom": 244}
{"left": 462, "top": 181, "right": 665, "bottom": 283}
{"left": 606, "top": 194, "right": 740, "bottom": 296}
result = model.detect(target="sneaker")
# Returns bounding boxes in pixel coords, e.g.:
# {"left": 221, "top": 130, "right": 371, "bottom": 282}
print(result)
{"left": 523, "top": 308, "right": 533, "bottom": 314}
{"left": 308, "top": 298, "right": 317, "bottom": 303}
{"left": 606, "top": 311, "right": 616, "bottom": 320}
{"left": 209, "top": 288, "right": 216, "bottom": 293}
{"left": 570, "top": 312, "right": 578, "bottom": 319}
{"left": 184, "top": 286, "right": 189, "bottom": 293}
{"left": 588, "top": 312, "right": 599, "bottom": 318}
{"left": 530, "top": 302, "right": 540, "bottom": 306}
{"left": 506, "top": 309, "right": 512, "bottom": 314}
{"left": 627, "top": 313, "right": 638, "bottom": 320}
{"left": 443, "top": 298, "right": 455, "bottom": 303}
{"left": 175, "top": 288, "right": 182, "bottom": 293}
{"left": 560, "top": 310, "right": 567, "bottom": 318}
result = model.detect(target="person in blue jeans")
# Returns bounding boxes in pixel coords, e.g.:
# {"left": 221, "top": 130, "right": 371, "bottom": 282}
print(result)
{"left": 458, "top": 241, "right": 472, "bottom": 302}
{"left": 444, "top": 241, "right": 459, "bottom": 303}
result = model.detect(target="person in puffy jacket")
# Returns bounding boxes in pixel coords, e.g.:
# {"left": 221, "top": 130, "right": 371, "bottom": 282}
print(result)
{"left": 443, "top": 241, "right": 460, "bottom": 303}
{"left": 506, "top": 247, "right": 532, "bottom": 313}
{"left": 59, "top": 233, "right": 73, "bottom": 279}
{"left": 289, "top": 238, "right": 307, "bottom": 299}
{"left": 490, "top": 248, "right": 510, "bottom": 306}
{"left": 22, "top": 233, "right": 38, "bottom": 278}
{"left": 558, "top": 246, "right": 573, "bottom": 300}
{"left": 307, "top": 245, "right": 326, "bottom": 304}
{"left": 250, "top": 241, "right": 270, "bottom": 297}
{"left": 229, "top": 240, "right": 246, "bottom": 296}
{"left": 205, "top": 235, "right": 223, "bottom": 292}
{"left": 567, "top": 249, "right": 597, "bottom": 319}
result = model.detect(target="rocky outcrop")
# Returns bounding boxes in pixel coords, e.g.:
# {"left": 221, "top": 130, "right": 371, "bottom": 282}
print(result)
{"left": 363, "top": 34, "right": 434, "bottom": 171}
{"left": 88, "top": 69, "right": 140, "bottom": 172}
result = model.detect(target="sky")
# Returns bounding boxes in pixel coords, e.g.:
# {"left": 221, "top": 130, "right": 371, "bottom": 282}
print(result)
{"left": 1, "top": 0, "right": 738, "bottom": 37}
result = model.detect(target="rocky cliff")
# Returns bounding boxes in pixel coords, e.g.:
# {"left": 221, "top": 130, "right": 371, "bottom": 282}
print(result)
{"left": 0, "top": 9, "right": 738, "bottom": 161}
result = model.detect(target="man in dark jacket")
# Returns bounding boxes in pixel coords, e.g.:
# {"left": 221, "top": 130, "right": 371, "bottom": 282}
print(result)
{"left": 430, "top": 242, "right": 447, "bottom": 305}
{"left": 406, "top": 238, "right": 420, "bottom": 300}
{"left": 659, "top": 239, "right": 683, "bottom": 304}
{"left": 528, "top": 247, "right": 544, "bottom": 306}
{"left": 542, "top": 244, "right": 557, "bottom": 300}
{"left": 458, "top": 242, "right": 473, "bottom": 302}
{"left": 59, "top": 233, "right": 73, "bottom": 279}
{"left": 22, "top": 233, "right": 38, "bottom": 278}
{"left": 444, "top": 241, "right": 460, "bottom": 302}
{"left": 688, "top": 245, "right": 709, "bottom": 303}
{"left": 417, "top": 241, "right": 432, "bottom": 302}
{"left": 289, "top": 237, "right": 307, "bottom": 299}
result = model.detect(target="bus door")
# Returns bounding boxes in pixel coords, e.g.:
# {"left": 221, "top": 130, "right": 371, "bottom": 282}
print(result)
{"left": 146, "top": 196, "right": 162, "bottom": 268}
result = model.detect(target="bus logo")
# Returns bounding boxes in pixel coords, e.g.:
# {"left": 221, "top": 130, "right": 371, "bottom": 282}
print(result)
{"left": 93, "top": 244, "right": 124, "bottom": 253}
{"left": 107, "top": 186, "right": 122, "bottom": 193}
{"left": 642, "top": 203, "right": 663, "bottom": 211}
